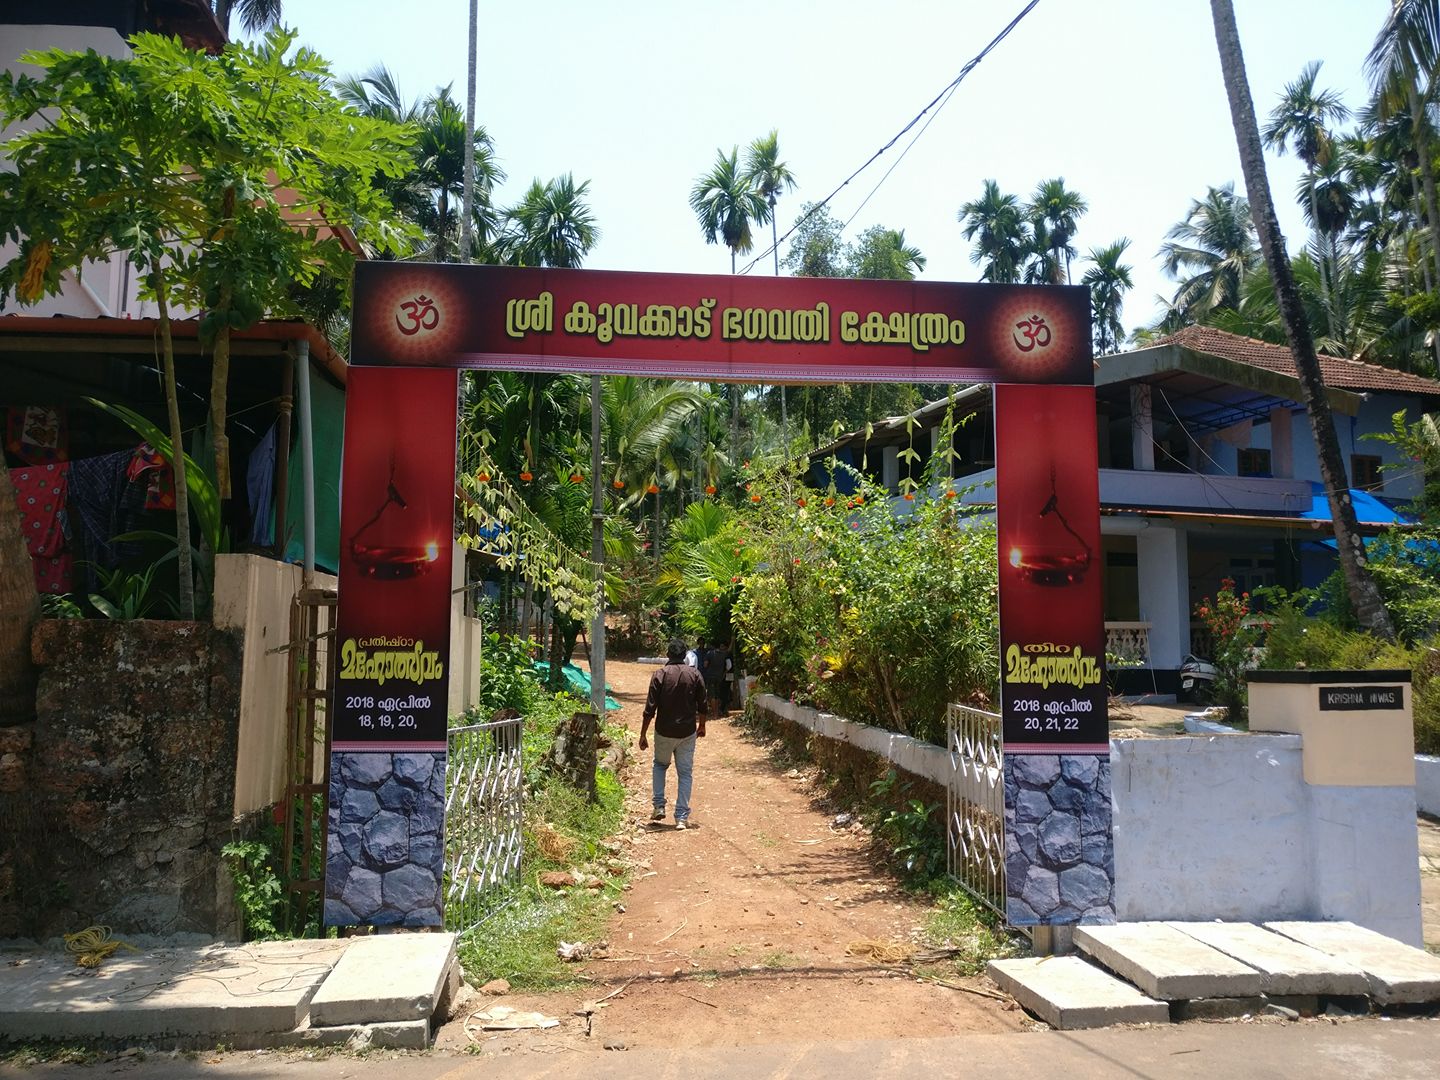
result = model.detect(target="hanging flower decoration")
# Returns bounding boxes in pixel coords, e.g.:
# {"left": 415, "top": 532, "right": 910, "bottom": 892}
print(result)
{"left": 612, "top": 478, "right": 625, "bottom": 490}
{"left": 795, "top": 497, "right": 807, "bottom": 508}
{"left": 705, "top": 484, "right": 717, "bottom": 496}
{"left": 824, "top": 496, "right": 835, "bottom": 507}
{"left": 454, "top": 436, "right": 602, "bottom": 622}
{"left": 943, "top": 488, "right": 957, "bottom": 500}
{"left": 903, "top": 492, "right": 915, "bottom": 501}
{"left": 570, "top": 472, "right": 585, "bottom": 484}
{"left": 750, "top": 494, "right": 761, "bottom": 503}
{"left": 519, "top": 469, "right": 533, "bottom": 483}
{"left": 647, "top": 482, "right": 660, "bottom": 494}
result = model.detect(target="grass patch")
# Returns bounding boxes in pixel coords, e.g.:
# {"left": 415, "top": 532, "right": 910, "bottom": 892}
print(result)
{"left": 917, "top": 882, "right": 1025, "bottom": 976}
{"left": 456, "top": 692, "right": 631, "bottom": 991}
{"left": 761, "top": 950, "right": 798, "bottom": 969}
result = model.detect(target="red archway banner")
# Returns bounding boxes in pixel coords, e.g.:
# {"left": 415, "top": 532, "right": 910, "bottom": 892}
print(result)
{"left": 328, "top": 262, "right": 1111, "bottom": 932}
{"left": 352, "top": 263, "right": 1092, "bottom": 386}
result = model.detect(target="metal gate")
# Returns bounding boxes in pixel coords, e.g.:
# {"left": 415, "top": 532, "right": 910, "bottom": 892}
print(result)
{"left": 946, "top": 703, "right": 1006, "bottom": 919}
{"left": 444, "top": 716, "right": 524, "bottom": 936}
{"left": 281, "top": 586, "right": 338, "bottom": 933}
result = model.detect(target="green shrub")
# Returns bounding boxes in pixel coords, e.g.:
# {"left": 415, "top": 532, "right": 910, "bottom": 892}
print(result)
{"left": 1259, "top": 609, "right": 1440, "bottom": 755}
{"left": 476, "top": 632, "right": 542, "bottom": 716}
{"left": 733, "top": 451, "right": 997, "bottom": 745}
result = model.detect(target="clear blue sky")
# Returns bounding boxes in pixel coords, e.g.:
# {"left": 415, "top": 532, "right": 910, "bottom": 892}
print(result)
{"left": 259, "top": 0, "right": 1391, "bottom": 337}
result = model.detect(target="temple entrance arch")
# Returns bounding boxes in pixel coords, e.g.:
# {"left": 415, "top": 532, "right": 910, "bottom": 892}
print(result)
{"left": 324, "top": 262, "right": 1111, "bottom": 932}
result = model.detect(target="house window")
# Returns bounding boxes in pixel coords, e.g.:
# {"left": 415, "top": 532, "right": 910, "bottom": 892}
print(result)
{"left": 1351, "top": 454, "right": 1384, "bottom": 491}
{"left": 1237, "top": 448, "right": 1272, "bottom": 477}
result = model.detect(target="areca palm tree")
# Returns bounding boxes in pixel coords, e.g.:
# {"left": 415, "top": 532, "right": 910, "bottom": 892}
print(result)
{"left": 1027, "top": 178, "right": 1088, "bottom": 284}
{"left": 690, "top": 147, "right": 770, "bottom": 273}
{"left": 1158, "top": 183, "right": 1260, "bottom": 323}
{"left": 743, "top": 130, "right": 797, "bottom": 276}
{"left": 958, "top": 180, "right": 1029, "bottom": 283}
{"left": 1264, "top": 61, "right": 1351, "bottom": 337}
{"left": 504, "top": 174, "right": 599, "bottom": 269}
{"left": 1367, "top": 0, "right": 1440, "bottom": 294}
{"left": 1082, "top": 239, "right": 1133, "bottom": 355}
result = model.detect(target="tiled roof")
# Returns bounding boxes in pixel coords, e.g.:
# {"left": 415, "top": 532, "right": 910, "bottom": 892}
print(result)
{"left": 1154, "top": 325, "right": 1440, "bottom": 398}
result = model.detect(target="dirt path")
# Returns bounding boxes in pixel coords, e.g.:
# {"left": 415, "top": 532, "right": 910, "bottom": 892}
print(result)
{"left": 439, "top": 658, "right": 1023, "bottom": 1053}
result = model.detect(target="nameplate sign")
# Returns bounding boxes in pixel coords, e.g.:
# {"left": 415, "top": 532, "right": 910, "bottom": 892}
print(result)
{"left": 1317, "top": 685, "right": 1404, "bottom": 711}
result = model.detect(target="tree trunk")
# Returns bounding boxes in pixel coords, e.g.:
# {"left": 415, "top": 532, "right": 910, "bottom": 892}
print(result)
{"left": 154, "top": 267, "right": 196, "bottom": 620}
{"left": 1209, "top": 0, "right": 1395, "bottom": 640}
{"left": 211, "top": 318, "right": 232, "bottom": 501}
{"left": 209, "top": 185, "right": 237, "bottom": 501}
{"left": 1306, "top": 169, "right": 1335, "bottom": 344}
{"left": 0, "top": 466, "right": 39, "bottom": 726}
{"left": 460, "top": 0, "right": 477, "bottom": 262}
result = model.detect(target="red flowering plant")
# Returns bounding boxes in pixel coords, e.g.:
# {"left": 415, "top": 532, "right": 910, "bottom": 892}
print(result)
{"left": 1193, "top": 578, "right": 1260, "bottom": 721}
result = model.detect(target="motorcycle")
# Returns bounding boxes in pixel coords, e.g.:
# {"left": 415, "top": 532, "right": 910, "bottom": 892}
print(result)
{"left": 1178, "top": 654, "right": 1218, "bottom": 703}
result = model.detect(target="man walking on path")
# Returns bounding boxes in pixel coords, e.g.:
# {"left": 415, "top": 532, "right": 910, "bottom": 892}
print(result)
{"left": 640, "top": 638, "right": 708, "bottom": 829}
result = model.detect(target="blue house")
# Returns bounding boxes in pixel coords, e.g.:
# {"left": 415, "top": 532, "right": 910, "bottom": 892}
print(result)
{"left": 809, "top": 326, "right": 1440, "bottom": 693}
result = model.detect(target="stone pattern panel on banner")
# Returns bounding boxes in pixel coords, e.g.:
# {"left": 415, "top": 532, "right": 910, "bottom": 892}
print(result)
{"left": 1003, "top": 755, "right": 1115, "bottom": 925}
{"left": 324, "top": 751, "right": 445, "bottom": 927}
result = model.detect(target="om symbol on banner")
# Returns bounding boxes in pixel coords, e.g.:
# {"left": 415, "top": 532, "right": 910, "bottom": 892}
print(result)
{"left": 1012, "top": 314, "right": 1052, "bottom": 353}
{"left": 396, "top": 294, "right": 441, "bottom": 337}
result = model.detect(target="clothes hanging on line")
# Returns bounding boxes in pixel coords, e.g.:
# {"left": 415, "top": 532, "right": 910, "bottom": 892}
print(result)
{"left": 10, "top": 462, "right": 72, "bottom": 593}
{"left": 246, "top": 422, "right": 277, "bottom": 547}
{"left": 67, "top": 449, "right": 139, "bottom": 590}
{"left": 5, "top": 405, "right": 68, "bottom": 466}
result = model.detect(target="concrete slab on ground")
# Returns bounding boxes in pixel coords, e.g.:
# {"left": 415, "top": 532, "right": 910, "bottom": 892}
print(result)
{"left": 1074, "top": 922, "right": 1264, "bottom": 1000}
{"left": 307, "top": 932, "right": 457, "bottom": 1028}
{"left": 0, "top": 938, "right": 346, "bottom": 1043}
{"left": 1169, "top": 921, "right": 1370, "bottom": 996}
{"left": 986, "top": 956, "right": 1169, "bottom": 1030}
{"left": 1265, "top": 920, "right": 1440, "bottom": 1004}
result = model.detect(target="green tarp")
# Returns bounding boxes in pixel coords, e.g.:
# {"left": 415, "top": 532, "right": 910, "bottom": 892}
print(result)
{"left": 275, "top": 371, "right": 345, "bottom": 574}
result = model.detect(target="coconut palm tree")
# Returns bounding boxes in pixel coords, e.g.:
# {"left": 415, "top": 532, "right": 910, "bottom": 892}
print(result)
{"left": 1082, "top": 239, "right": 1133, "bottom": 355}
{"left": 959, "top": 180, "right": 1029, "bottom": 283}
{"left": 690, "top": 147, "right": 770, "bottom": 274}
{"left": 213, "top": 0, "right": 282, "bottom": 35}
{"left": 505, "top": 174, "right": 599, "bottom": 269}
{"left": 336, "top": 73, "right": 503, "bottom": 261}
{"left": 1026, "top": 178, "right": 1088, "bottom": 284}
{"left": 1210, "top": 0, "right": 1395, "bottom": 639}
{"left": 1158, "top": 183, "right": 1260, "bottom": 323}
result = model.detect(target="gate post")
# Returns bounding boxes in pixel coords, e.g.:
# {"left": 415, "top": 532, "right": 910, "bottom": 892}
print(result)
{"left": 994, "top": 384, "right": 1114, "bottom": 935}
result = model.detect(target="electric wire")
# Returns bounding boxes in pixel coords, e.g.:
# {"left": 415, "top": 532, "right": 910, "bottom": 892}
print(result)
{"left": 736, "top": 0, "right": 1042, "bottom": 276}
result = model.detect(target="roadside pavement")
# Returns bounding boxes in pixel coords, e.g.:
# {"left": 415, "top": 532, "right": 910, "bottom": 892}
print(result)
{"left": 9, "top": 1017, "right": 1440, "bottom": 1079}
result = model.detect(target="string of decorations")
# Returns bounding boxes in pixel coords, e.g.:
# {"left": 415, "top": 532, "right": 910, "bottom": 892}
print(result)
{"left": 455, "top": 434, "right": 602, "bottom": 622}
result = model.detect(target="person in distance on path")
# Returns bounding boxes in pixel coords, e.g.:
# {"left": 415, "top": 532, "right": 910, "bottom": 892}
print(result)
{"left": 639, "top": 638, "right": 708, "bottom": 829}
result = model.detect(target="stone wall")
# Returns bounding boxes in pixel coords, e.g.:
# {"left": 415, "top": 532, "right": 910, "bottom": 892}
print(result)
{"left": 324, "top": 752, "right": 446, "bottom": 928}
{"left": 1002, "top": 755, "right": 1115, "bottom": 925}
{"left": 0, "top": 620, "right": 243, "bottom": 940}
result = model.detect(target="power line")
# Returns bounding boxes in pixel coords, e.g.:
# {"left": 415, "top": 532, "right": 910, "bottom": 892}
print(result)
{"left": 738, "top": 0, "right": 1041, "bottom": 276}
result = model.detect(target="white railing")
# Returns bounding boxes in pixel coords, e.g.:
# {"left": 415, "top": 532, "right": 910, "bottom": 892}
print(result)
{"left": 1105, "top": 621, "right": 1151, "bottom": 666}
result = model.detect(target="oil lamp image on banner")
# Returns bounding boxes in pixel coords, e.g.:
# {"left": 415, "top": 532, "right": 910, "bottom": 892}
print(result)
{"left": 348, "top": 455, "right": 441, "bottom": 581}
{"left": 1007, "top": 464, "right": 1092, "bottom": 587}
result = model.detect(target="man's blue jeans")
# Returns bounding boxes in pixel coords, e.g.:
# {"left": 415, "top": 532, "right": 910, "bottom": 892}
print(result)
{"left": 652, "top": 731, "right": 697, "bottom": 821}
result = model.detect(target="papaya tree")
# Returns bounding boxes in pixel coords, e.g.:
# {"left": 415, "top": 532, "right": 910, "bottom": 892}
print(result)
{"left": 0, "top": 28, "right": 417, "bottom": 616}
